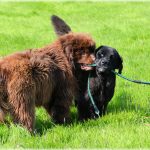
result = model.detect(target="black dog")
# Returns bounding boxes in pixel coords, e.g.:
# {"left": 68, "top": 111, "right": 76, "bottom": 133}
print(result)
{"left": 77, "top": 46, "right": 123, "bottom": 120}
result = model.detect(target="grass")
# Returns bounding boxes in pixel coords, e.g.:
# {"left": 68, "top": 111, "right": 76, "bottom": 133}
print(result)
{"left": 0, "top": 1, "right": 150, "bottom": 148}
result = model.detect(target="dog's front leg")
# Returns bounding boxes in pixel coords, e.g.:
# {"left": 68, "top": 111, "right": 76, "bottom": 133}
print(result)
{"left": 50, "top": 89, "right": 73, "bottom": 125}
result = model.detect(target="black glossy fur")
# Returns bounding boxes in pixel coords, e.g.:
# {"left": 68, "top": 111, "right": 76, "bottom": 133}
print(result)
{"left": 77, "top": 46, "right": 123, "bottom": 120}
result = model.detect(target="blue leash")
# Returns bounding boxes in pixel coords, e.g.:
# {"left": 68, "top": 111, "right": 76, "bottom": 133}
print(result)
{"left": 111, "top": 70, "right": 150, "bottom": 85}
{"left": 88, "top": 63, "right": 150, "bottom": 85}
{"left": 87, "top": 73, "right": 100, "bottom": 117}
{"left": 87, "top": 63, "right": 150, "bottom": 116}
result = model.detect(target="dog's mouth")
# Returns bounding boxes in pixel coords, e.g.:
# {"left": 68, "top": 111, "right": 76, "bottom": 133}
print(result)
{"left": 97, "top": 67, "right": 110, "bottom": 73}
{"left": 80, "top": 64, "right": 94, "bottom": 71}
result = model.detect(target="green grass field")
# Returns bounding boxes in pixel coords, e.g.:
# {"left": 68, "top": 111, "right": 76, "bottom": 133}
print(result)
{"left": 0, "top": 1, "right": 150, "bottom": 148}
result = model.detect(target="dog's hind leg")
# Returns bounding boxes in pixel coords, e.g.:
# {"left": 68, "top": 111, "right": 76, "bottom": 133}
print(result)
{"left": 8, "top": 74, "right": 36, "bottom": 132}
{"left": 0, "top": 102, "right": 10, "bottom": 123}
{"left": 0, "top": 107, "right": 5, "bottom": 123}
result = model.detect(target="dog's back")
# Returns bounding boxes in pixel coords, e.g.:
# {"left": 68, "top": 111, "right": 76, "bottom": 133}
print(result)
{"left": 0, "top": 46, "right": 75, "bottom": 127}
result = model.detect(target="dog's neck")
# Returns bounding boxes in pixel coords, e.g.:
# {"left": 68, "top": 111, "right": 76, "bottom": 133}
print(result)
{"left": 98, "top": 72, "right": 116, "bottom": 83}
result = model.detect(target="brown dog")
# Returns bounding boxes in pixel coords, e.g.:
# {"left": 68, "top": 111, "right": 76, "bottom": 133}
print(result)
{"left": 51, "top": 16, "right": 96, "bottom": 120}
{"left": 0, "top": 15, "right": 95, "bottom": 132}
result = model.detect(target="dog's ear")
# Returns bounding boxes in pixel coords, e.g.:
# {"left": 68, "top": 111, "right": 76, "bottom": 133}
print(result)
{"left": 51, "top": 15, "right": 71, "bottom": 37}
{"left": 117, "top": 56, "right": 123, "bottom": 74}
{"left": 65, "top": 46, "right": 73, "bottom": 62}
{"left": 94, "top": 45, "right": 104, "bottom": 55}
{"left": 64, "top": 46, "right": 75, "bottom": 68}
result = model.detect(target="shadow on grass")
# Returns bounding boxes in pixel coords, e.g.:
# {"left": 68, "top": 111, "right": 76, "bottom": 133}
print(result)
{"left": 35, "top": 109, "right": 78, "bottom": 135}
{"left": 108, "top": 91, "right": 145, "bottom": 114}
{"left": 34, "top": 91, "right": 148, "bottom": 134}
{"left": 35, "top": 118, "right": 55, "bottom": 135}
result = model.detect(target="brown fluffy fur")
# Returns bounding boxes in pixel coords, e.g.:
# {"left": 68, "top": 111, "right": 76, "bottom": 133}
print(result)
{"left": 0, "top": 32, "right": 95, "bottom": 132}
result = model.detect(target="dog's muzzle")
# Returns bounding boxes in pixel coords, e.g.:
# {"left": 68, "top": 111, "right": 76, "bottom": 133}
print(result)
{"left": 77, "top": 63, "right": 94, "bottom": 71}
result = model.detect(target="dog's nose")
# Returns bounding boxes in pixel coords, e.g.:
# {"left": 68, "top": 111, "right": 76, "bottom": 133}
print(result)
{"left": 101, "top": 60, "right": 107, "bottom": 65}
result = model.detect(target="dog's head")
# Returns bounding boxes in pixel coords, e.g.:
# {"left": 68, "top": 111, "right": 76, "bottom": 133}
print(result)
{"left": 51, "top": 15, "right": 95, "bottom": 71}
{"left": 95, "top": 46, "right": 123, "bottom": 74}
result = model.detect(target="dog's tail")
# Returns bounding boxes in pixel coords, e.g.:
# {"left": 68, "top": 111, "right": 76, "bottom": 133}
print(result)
{"left": 51, "top": 15, "right": 72, "bottom": 37}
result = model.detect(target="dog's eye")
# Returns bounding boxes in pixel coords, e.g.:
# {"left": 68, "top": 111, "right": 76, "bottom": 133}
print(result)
{"left": 110, "top": 55, "right": 114, "bottom": 59}
{"left": 99, "top": 53, "right": 104, "bottom": 58}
